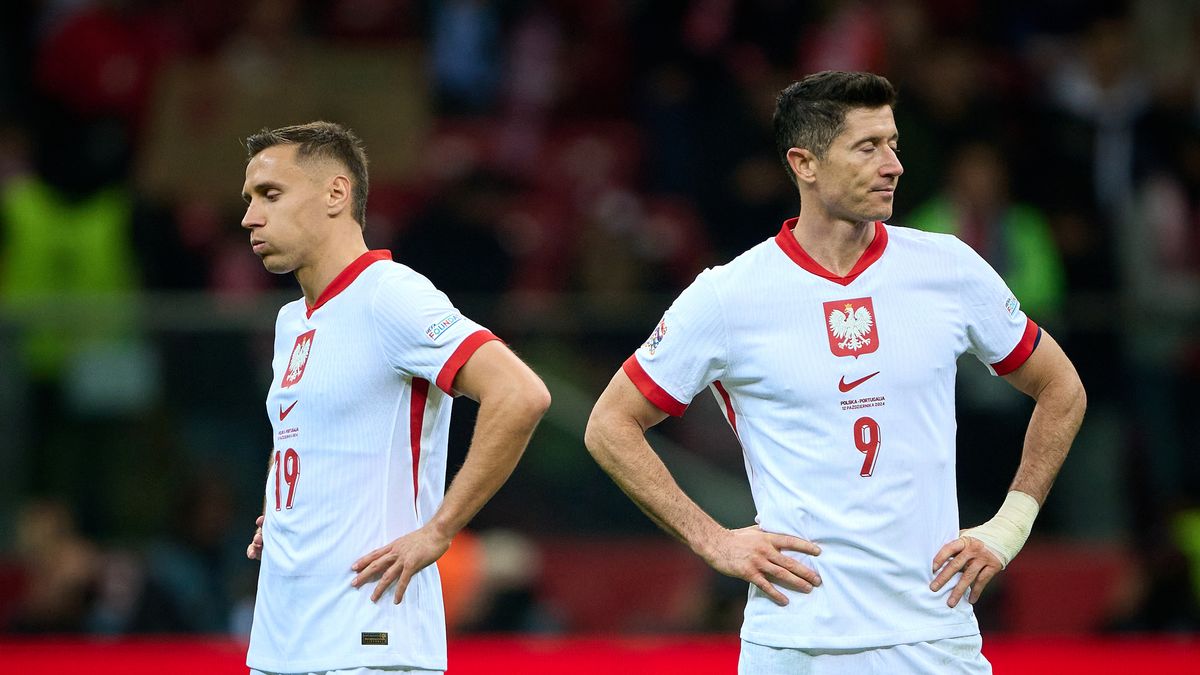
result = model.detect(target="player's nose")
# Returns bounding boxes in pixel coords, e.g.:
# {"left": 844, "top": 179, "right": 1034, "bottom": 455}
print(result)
{"left": 242, "top": 202, "right": 264, "bottom": 229}
{"left": 882, "top": 147, "right": 903, "bottom": 177}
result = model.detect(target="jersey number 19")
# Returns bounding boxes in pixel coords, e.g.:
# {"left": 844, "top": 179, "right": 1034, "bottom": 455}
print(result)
{"left": 274, "top": 448, "right": 301, "bottom": 510}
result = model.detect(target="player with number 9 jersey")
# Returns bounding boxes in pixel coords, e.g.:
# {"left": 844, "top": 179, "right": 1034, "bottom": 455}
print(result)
{"left": 625, "top": 218, "right": 1037, "bottom": 649}
{"left": 586, "top": 72, "right": 1084, "bottom": 673}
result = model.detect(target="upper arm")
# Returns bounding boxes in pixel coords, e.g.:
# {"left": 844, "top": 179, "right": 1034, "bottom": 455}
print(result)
{"left": 951, "top": 237, "right": 1040, "bottom": 375}
{"left": 451, "top": 340, "right": 550, "bottom": 409}
{"left": 372, "top": 268, "right": 496, "bottom": 392}
{"left": 590, "top": 368, "right": 671, "bottom": 437}
{"left": 1000, "top": 329, "right": 1083, "bottom": 401}
{"left": 619, "top": 272, "right": 728, "bottom": 415}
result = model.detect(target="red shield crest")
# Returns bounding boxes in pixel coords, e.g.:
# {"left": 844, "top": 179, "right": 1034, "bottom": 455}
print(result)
{"left": 281, "top": 329, "right": 316, "bottom": 388}
{"left": 823, "top": 297, "right": 879, "bottom": 358}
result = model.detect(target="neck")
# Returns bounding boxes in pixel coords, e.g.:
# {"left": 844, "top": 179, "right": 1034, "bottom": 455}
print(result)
{"left": 792, "top": 209, "right": 876, "bottom": 277}
{"left": 295, "top": 228, "right": 369, "bottom": 306}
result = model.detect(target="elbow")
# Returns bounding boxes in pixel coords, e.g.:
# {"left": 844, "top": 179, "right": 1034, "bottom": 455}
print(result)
{"left": 1071, "top": 376, "right": 1087, "bottom": 422}
{"left": 580, "top": 410, "right": 600, "bottom": 456}
{"left": 1051, "top": 369, "right": 1087, "bottom": 426}
{"left": 583, "top": 405, "right": 624, "bottom": 467}
{"left": 482, "top": 371, "right": 550, "bottom": 424}
{"left": 583, "top": 409, "right": 607, "bottom": 461}
{"left": 515, "top": 376, "right": 552, "bottom": 423}
{"left": 529, "top": 380, "right": 552, "bottom": 419}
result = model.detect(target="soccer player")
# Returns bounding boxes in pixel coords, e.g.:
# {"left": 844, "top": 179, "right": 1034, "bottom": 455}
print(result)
{"left": 240, "top": 122, "right": 550, "bottom": 675}
{"left": 585, "top": 72, "right": 1085, "bottom": 673}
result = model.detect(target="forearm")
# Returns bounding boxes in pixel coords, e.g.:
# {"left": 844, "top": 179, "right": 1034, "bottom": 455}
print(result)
{"left": 964, "top": 381, "right": 1082, "bottom": 565}
{"left": 584, "top": 415, "right": 724, "bottom": 560}
{"left": 956, "top": 332, "right": 1086, "bottom": 575}
{"left": 426, "top": 388, "right": 547, "bottom": 539}
{"left": 1009, "top": 375, "right": 1086, "bottom": 504}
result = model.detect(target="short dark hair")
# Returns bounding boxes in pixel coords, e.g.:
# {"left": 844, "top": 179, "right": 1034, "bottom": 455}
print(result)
{"left": 245, "top": 121, "right": 370, "bottom": 227}
{"left": 773, "top": 71, "right": 897, "bottom": 186}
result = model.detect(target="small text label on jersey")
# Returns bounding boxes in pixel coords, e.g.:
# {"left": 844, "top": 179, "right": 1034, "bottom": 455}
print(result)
{"left": 645, "top": 318, "right": 668, "bottom": 355}
{"left": 361, "top": 632, "right": 388, "bottom": 645}
{"left": 1005, "top": 296, "right": 1020, "bottom": 317}
{"left": 426, "top": 313, "right": 462, "bottom": 341}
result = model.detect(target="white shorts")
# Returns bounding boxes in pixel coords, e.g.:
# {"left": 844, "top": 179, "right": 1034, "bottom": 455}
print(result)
{"left": 252, "top": 662, "right": 441, "bottom": 667}
{"left": 739, "top": 634, "right": 992, "bottom": 674}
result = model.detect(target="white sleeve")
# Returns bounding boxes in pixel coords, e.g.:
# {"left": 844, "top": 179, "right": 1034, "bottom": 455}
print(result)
{"left": 954, "top": 238, "right": 1040, "bottom": 376}
{"left": 623, "top": 271, "right": 727, "bottom": 416}
{"left": 371, "top": 268, "right": 499, "bottom": 394}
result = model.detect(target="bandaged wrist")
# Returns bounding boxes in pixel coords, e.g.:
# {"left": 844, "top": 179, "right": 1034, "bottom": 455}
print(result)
{"left": 960, "top": 490, "right": 1040, "bottom": 568}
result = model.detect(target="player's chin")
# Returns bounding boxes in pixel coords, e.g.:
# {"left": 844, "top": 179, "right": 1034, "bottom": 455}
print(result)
{"left": 864, "top": 195, "right": 894, "bottom": 220}
{"left": 858, "top": 208, "right": 893, "bottom": 223}
{"left": 260, "top": 255, "right": 294, "bottom": 275}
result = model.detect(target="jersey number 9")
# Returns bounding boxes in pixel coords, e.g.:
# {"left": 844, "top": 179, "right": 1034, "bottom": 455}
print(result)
{"left": 854, "top": 417, "right": 881, "bottom": 477}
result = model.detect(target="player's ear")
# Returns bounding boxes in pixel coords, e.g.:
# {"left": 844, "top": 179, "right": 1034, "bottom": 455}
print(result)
{"left": 787, "top": 147, "right": 818, "bottom": 185}
{"left": 326, "top": 175, "right": 351, "bottom": 218}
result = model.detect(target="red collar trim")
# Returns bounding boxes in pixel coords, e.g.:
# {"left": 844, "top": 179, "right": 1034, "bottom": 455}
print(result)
{"left": 774, "top": 218, "right": 887, "bottom": 286}
{"left": 306, "top": 249, "right": 392, "bottom": 318}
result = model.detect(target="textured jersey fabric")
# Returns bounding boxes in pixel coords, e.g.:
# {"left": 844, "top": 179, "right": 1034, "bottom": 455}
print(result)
{"left": 625, "top": 220, "right": 1038, "bottom": 649}
{"left": 248, "top": 250, "right": 498, "bottom": 672}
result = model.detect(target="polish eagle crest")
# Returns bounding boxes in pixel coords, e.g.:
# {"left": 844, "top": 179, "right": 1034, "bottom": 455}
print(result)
{"left": 281, "top": 329, "right": 316, "bottom": 388}
{"left": 823, "top": 297, "right": 879, "bottom": 357}
{"left": 287, "top": 336, "right": 311, "bottom": 382}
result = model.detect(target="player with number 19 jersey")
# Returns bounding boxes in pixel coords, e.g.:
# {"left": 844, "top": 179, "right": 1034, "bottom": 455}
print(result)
{"left": 247, "top": 250, "right": 498, "bottom": 673}
{"left": 624, "top": 219, "right": 1039, "bottom": 650}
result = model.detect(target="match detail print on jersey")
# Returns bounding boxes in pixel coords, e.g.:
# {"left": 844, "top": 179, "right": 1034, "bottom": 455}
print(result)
{"left": 824, "top": 297, "right": 879, "bottom": 358}
{"left": 281, "top": 329, "right": 316, "bottom": 388}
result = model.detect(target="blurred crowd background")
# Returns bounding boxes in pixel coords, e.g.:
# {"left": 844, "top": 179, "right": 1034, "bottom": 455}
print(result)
{"left": 0, "top": 0, "right": 1198, "bottom": 642}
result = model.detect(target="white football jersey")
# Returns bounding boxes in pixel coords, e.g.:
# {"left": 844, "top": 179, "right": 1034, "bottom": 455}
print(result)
{"left": 247, "top": 250, "right": 498, "bottom": 673}
{"left": 626, "top": 220, "right": 1039, "bottom": 649}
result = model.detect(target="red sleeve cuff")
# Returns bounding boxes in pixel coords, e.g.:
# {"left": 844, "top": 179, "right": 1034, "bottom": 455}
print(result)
{"left": 436, "top": 330, "right": 502, "bottom": 394}
{"left": 991, "top": 319, "right": 1041, "bottom": 376}
{"left": 622, "top": 355, "right": 688, "bottom": 417}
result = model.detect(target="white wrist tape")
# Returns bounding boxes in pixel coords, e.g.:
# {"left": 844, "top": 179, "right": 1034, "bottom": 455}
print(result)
{"left": 960, "top": 491, "right": 1039, "bottom": 569}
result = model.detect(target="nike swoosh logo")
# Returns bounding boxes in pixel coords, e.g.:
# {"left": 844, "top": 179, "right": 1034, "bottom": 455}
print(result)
{"left": 838, "top": 371, "right": 880, "bottom": 393}
{"left": 279, "top": 398, "right": 298, "bottom": 420}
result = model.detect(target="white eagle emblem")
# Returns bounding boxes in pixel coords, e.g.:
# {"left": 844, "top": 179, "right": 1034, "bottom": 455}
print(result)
{"left": 287, "top": 336, "right": 311, "bottom": 382}
{"left": 828, "top": 303, "right": 874, "bottom": 352}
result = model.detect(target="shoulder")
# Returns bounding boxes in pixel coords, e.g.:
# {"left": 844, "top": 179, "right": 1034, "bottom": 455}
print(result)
{"left": 886, "top": 222, "right": 962, "bottom": 248}
{"left": 368, "top": 260, "right": 450, "bottom": 301}
{"left": 371, "top": 259, "right": 429, "bottom": 287}
{"left": 276, "top": 297, "right": 306, "bottom": 323}
{"left": 886, "top": 224, "right": 978, "bottom": 262}
{"left": 369, "top": 261, "right": 460, "bottom": 328}
{"left": 696, "top": 237, "right": 781, "bottom": 287}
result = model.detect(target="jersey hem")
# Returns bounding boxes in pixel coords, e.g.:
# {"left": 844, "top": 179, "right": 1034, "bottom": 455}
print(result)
{"left": 622, "top": 355, "right": 687, "bottom": 416}
{"left": 434, "top": 329, "right": 500, "bottom": 394}
{"left": 247, "top": 656, "right": 447, "bottom": 673}
{"left": 739, "top": 621, "right": 980, "bottom": 650}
